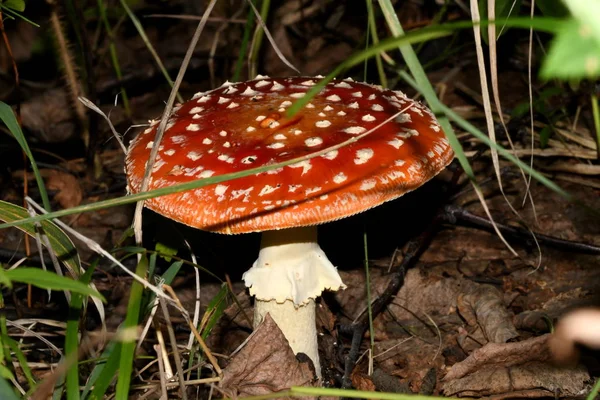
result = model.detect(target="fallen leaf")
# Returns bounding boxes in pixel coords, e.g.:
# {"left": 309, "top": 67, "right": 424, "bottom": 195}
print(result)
{"left": 458, "top": 284, "right": 519, "bottom": 343}
{"left": 220, "top": 314, "right": 316, "bottom": 398}
{"left": 42, "top": 169, "right": 82, "bottom": 209}
{"left": 444, "top": 335, "right": 551, "bottom": 381}
{"left": 442, "top": 362, "right": 589, "bottom": 398}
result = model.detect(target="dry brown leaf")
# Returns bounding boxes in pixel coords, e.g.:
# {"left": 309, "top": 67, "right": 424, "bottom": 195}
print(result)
{"left": 444, "top": 335, "right": 551, "bottom": 381}
{"left": 220, "top": 314, "right": 316, "bottom": 398}
{"left": 442, "top": 362, "right": 589, "bottom": 398}
{"left": 458, "top": 284, "right": 519, "bottom": 343}
{"left": 42, "top": 169, "right": 83, "bottom": 209}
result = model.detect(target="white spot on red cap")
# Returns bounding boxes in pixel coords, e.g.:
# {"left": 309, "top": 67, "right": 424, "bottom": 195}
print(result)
{"left": 326, "top": 94, "right": 341, "bottom": 102}
{"left": 395, "top": 160, "right": 406, "bottom": 166}
{"left": 224, "top": 86, "right": 238, "bottom": 95}
{"left": 192, "top": 114, "right": 202, "bottom": 119}
{"left": 430, "top": 123, "right": 441, "bottom": 132}
{"left": 217, "top": 154, "right": 234, "bottom": 163}
{"left": 274, "top": 134, "right": 287, "bottom": 140}
{"left": 217, "top": 97, "right": 230, "bottom": 104}
{"left": 333, "top": 172, "right": 347, "bottom": 183}
{"left": 171, "top": 135, "right": 186, "bottom": 143}
{"left": 246, "top": 126, "right": 256, "bottom": 132}
{"left": 288, "top": 184, "right": 301, "bottom": 192}
{"left": 187, "top": 151, "right": 202, "bottom": 161}
{"left": 396, "top": 113, "right": 412, "bottom": 124}
{"left": 186, "top": 123, "right": 200, "bottom": 131}
{"left": 334, "top": 81, "right": 352, "bottom": 89}
{"left": 397, "top": 128, "right": 419, "bottom": 138}
{"left": 255, "top": 80, "right": 271, "bottom": 88}
{"left": 410, "top": 106, "right": 423, "bottom": 116}
{"left": 371, "top": 104, "right": 384, "bottom": 112}
{"left": 143, "top": 127, "right": 152, "bottom": 134}
{"left": 271, "top": 81, "right": 284, "bottom": 91}
{"left": 241, "top": 155, "right": 257, "bottom": 164}
{"left": 337, "top": 111, "right": 347, "bottom": 116}
{"left": 348, "top": 102, "right": 359, "bottom": 109}
{"left": 292, "top": 129, "right": 303, "bottom": 135}
{"left": 427, "top": 151, "right": 436, "bottom": 158}
{"left": 223, "top": 142, "right": 231, "bottom": 148}
{"left": 279, "top": 100, "right": 292, "bottom": 108}
{"left": 355, "top": 148, "right": 374, "bottom": 164}
{"left": 343, "top": 126, "right": 367, "bottom": 135}
{"left": 300, "top": 80, "right": 316, "bottom": 86}
{"left": 190, "top": 107, "right": 204, "bottom": 114}
{"left": 267, "top": 120, "right": 280, "bottom": 129}
{"left": 202, "top": 138, "right": 212, "bottom": 145}
{"left": 219, "top": 130, "right": 228, "bottom": 137}
{"left": 306, "top": 103, "right": 315, "bottom": 109}
{"left": 289, "top": 160, "right": 312, "bottom": 175}
{"left": 259, "top": 185, "right": 279, "bottom": 196}
{"left": 388, "top": 138, "right": 404, "bottom": 149}
{"left": 267, "top": 142, "right": 285, "bottom": 149}
{"left": 318, "top": 112, "right": 326, "bottom": 117}
{"left": 215, "top": 185, "right": 228, "bottom": 196}
{"left": 362, "top": 114, "right": 376, "bottom": 122}
{"left": 305, "top": 137, "right": 323, "bottom": 147}
{"left": 315, "top": 120, "right": 332, "bottom": 128}
{"left": 368, "top": 94, "right": 376, "bottom": 100}
{"left": 231, "top": 187, "right": 254, "bottom": 202}
{"left": 255, "top": 115, "right": 266, "bottom": 122}
{"left": 164, "top": 149, "right": 175, "bottom": 156}
{"left": 305, "top": 187, "right": 321, "bottom": 195}
{"left": 198, "top": 170, "right": 214, "bottom": 178}
{"left": 197, "top": 95, "right": 210, "bottom": 103}
{"left": 145, "top": 141, "right": 154, "bottom": 149}
{"left": 322, "top": 150, "right": 338, "bottom": 160}
{"left": 360, "top": 179, "right": 376, "bottom": 190}
{"left": 226, "top": 102, "right": 239, "bottom": 109}
{"left": 352, "top": 91, "right": 363, "bottom": 98}
{"left": 290, "top": 92, "right": 305, "bottom": 98}
{"left": 242, "top": 87, "right": 258, "bottom": 96}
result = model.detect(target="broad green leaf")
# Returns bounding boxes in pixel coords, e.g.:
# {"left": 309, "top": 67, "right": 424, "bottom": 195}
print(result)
{"left": 2, "top": 0, "right": 25, "bottom": 12}
{"left": 541, "top": 18, "right": 600, "bottom": 79}
{"left": 4, "top": 268, "right": 104, "bottom": 301}
{"left": 563, "top": 0, "right": 600, "bottom": 44}
{"left": 0, "top": 102, "right": 51, "bottom": 210}
{"left": 85, "top": 343, "right": 121, "bottom": 400}
{"left": 0, "top": 200, "right": 81, "bottom": 277}
{"left": 0, "top": 373, "right": 18, "bottom": 400}
{"left": 200, "top": 283, "right": 228, "bottom": 339}
{"left": 155, "top": 242, "right": 177, "bottom": 262}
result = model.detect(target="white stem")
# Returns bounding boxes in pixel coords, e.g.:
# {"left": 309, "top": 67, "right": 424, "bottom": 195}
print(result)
{"left": 254, "top": 298, "right": 319, "bottom": 377}
{"left": 243, "top": 226, "right": 345, "bottom": 379}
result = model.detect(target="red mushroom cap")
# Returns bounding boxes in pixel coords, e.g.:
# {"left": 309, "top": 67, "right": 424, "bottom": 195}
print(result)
{"left": 125, "top": 76, "right": 454, "bottom": 234}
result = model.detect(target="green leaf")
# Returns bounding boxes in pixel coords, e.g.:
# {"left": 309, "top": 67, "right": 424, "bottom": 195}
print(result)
{"left": 155, "top": 242, "right": 177, "bottom": 262}
{"left": 4, "top": 268, "right": 105, "bottom": 301}
{"left": 540, "top": 18, "right": 600, "bottom": 80}
{"left": 0, "top": 102, "right": 51, "bottom": 211}
{"left": 200, "top": 283, "right": 228, "bottom": 339}
{"left": 0, "top": 373, "right": 19, "bottom": 400}
{"left": 2, "top": 0, "right": 25, "bottom": 12}
{"left": 0, "top": 200, "right": 81, "bottom": 278}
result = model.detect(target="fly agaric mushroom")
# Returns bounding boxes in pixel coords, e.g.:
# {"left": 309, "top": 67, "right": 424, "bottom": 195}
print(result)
{"left": 125, "top": 76, "right": 453, "bottom": 378}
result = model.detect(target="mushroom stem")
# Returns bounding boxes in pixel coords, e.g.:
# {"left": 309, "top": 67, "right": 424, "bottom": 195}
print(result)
{"left": 253, "top": 298, "right": 318, "bottom": 374}
{"left": 243, "top": 226, "right": 345, "bottom": 379}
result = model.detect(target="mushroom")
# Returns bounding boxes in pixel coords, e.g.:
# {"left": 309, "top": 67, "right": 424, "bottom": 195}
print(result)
{"left": 125, "top": 76, "right": 454, "bottom": 378}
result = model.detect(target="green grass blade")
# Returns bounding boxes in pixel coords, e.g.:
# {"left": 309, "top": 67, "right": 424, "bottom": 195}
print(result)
{"left": 232, "top": 6, "right": 256, "bottom": 81}
{"left": 65, "top": 262, "right": 96, "bottom": 400}
{"left": 4, "top": 268, "right": 104, "bottom": 301}
{"left": 114, "top": 256, "right": 147, "bottom": 398}
{"left": 0, "top": 102, "right": 51, "bottom": 210}
{"left": 0, "top": 200, "right": 81, "bottom": 275}
{"left": 86, "top": 343, "right": 121, "bottom": 400}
